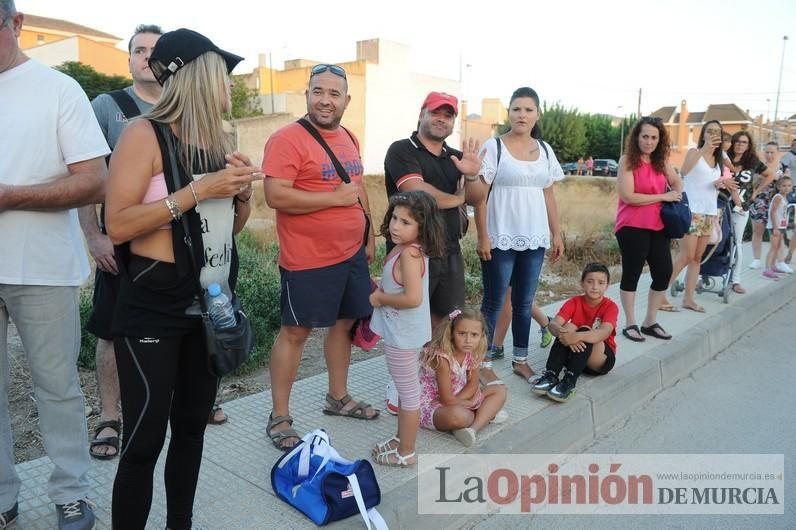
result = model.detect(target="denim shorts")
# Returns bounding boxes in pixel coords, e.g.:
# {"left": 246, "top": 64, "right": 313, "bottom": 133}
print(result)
{"left": 279, "top": 246, "right": 371, "bottom": 328}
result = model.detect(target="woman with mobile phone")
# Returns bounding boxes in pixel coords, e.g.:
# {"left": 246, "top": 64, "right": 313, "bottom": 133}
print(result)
{"left": 668, "top": 120, "right": 730, "bottom": 313}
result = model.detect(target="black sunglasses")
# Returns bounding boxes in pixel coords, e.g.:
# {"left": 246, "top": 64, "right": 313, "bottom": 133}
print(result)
{"left": 310, "top": 64, "right": 347, "bottom": 80}
{"left": 641, "top": 116, "right": 663, "bottom": 124}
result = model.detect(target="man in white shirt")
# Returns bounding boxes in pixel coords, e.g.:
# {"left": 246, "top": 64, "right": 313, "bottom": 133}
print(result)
{"left": 0, "top": 3, "right": 109, "bottom": 529}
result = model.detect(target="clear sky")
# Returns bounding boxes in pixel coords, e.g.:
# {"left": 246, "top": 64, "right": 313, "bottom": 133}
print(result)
{"left": 19, "top": 0, "right": 796, "bottom": 120}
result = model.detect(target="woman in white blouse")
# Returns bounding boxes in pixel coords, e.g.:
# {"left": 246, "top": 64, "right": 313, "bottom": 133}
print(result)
{"left": 465, "top": 86, "right": 564, "bottom": 383}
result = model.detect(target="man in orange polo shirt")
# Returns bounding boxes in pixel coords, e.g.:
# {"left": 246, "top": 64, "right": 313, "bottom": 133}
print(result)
{"left": 262, "top": 64, "right": 378, "bottom": 451}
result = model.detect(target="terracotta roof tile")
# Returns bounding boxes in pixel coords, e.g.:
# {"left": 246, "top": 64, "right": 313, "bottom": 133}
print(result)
{"left": 22, "top": 14, "right": 120, "bottom": 41}
{"left": 650, "top": 106, "right": 676, "bottom": 122}
{"left": 703, "top": 103, "right": 752, "bottom": 123}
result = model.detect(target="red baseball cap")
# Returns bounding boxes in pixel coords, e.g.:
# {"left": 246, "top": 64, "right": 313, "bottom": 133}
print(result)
{"left": 421, "top": 92, "right": 458, "bottom": 116}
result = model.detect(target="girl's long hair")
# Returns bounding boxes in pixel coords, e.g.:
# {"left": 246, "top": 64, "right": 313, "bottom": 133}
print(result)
{"left": 144, "top": 51, "right": 232, "bottom": 173}
{"left": 695, "top": 120, "right": 723, "bottom": 168}
{"left": 422, "top": 307, "right": 488, "bottom": 369}
{"left": 379, "top": 190, "right": 446, "bottom": 257}
{"left": 624, "top": 116, "right": 670, "bottom": 175}
{"left": 726, "top": 130, "right": 760, "bottom": 171}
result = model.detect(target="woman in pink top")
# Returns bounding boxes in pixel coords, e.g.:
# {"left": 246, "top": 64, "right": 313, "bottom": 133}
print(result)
{"left": 614, "top": 117, "right": 683, "bottom": 342}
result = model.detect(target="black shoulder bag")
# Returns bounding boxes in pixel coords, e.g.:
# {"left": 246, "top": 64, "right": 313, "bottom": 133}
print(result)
{"left": 160, "top": 125, "right": 254, "bottom": 377}
{"left": 296, "top": 118, "right": 370, "bottom": 245}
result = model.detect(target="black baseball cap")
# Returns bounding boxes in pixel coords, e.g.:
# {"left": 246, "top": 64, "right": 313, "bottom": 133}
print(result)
{"left": 148, "top": 28, "right": 243, "bottom": 85}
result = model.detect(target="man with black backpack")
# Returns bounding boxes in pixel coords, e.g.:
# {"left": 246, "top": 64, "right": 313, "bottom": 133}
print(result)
{"left": 78, "top": 24, "right": 163, "bottom": 461}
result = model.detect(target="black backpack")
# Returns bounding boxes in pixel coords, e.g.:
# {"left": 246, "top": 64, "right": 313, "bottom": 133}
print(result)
{"left": 98, "top": 89, "right": 143, "bottom": 233}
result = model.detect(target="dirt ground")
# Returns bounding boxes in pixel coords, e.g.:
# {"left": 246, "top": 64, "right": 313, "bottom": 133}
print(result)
{"left": 7, "top": 324, "right": 383, "bottom": 463}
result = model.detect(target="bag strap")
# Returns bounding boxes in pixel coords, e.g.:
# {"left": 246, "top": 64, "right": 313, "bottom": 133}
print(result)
{"left": 297, "top": 118, "right": 353, "bottom": 184}
{"left": 296, "top": 118, "right": 366, "bottom": 211}
{"left": 488, "top": 136, "right": 551, "bottom": 202}
{"left": 347, "top": 473, "right": 388, "bottom": 530}
{"left": 108, "top": 89, "right": 142, "bottom": 122}
{"left": 158, "top": 123, "right": 209, "bottom": 314}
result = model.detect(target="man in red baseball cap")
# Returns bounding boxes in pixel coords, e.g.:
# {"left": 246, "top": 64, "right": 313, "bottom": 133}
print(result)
{"left": 383, "top": 91, "right": 482, "bottom": 330}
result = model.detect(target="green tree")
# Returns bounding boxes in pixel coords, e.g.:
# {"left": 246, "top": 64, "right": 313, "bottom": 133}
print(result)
{"left": 537, "top": 103, "right": 587, "bottom": 162}
{"left": 583, "top": 113, "right": 620, "bottom": 160}
{"left": 55, "top": 61, "right": 130, "bottom": 101}
{"left": 228, "top": 75, "right": 263, "bottom": 119}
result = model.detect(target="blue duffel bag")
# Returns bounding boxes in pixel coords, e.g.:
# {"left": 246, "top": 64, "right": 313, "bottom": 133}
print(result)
{"left": 271, "top": 429, "right": 387, "bottom": 529}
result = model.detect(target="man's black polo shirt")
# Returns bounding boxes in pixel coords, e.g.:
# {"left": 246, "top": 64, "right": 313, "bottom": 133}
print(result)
{"left": 384, "top": 131, "right": 463, "bottom": 253}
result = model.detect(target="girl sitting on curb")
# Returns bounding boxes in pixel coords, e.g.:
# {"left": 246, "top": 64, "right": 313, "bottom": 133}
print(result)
{"left": 418, "top": 308, "right": 507, "bottom": 447}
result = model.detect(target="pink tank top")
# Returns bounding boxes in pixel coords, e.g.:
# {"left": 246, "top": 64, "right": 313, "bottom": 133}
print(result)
{"left": 141, "top": 172, "right": 171, "bottom": 230}
{"left": 615, "top": 161, "right": 667, "bottom": 232}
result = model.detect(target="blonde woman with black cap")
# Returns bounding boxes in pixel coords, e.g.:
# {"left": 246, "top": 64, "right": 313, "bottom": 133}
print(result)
{"left": 104, "top": 28, "right": 260, "bottom": 529}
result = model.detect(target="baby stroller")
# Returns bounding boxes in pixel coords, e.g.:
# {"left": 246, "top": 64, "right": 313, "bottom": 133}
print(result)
{"left": 670, "top": 195, "right": 738, "bottom": 303}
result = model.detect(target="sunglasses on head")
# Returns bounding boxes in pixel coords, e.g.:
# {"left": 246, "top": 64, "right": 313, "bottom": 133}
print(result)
{"left": 641, "top": 116, "right": 663, "bottom": 124}
{"left": 310, "top": 64, "right": 347, "bottom": 80}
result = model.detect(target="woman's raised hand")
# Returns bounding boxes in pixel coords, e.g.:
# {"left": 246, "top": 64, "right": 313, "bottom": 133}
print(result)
{"left": 194, "top": 152, "right": 262, "bottom": 201}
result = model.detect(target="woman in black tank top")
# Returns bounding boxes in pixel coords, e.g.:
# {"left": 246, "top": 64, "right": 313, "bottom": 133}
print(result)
{"left": 104, "top": 29, "right": 261, "bottom": 530}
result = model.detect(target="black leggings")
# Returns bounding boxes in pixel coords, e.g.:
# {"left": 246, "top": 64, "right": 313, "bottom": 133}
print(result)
{"left": 112, "top": 331, "right": 218, "bottom": 530}
{"left": 615, "top": 226, "right": 672, "bottom": 292}
{"left": 546, "top": 328, "right": 615, "bottom": 382}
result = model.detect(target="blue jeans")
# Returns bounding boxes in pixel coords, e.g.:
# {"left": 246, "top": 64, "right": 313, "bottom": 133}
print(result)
{"left": 480, "top": 248, "right": 546, "bottom": 360}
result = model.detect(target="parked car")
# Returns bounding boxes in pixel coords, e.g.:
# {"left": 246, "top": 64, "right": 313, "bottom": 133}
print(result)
{"left": 593, "top": 159, "right": 618, "bottom": 176}
{"left": 561, "top": 162, "right": 578, "bottom": 175}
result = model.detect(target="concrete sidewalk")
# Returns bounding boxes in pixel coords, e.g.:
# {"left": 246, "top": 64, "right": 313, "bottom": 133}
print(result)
{"left": 12, "top": 242, "right": 796, "bottom": 529}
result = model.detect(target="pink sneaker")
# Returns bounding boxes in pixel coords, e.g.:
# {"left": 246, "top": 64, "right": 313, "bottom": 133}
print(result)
{"left": 385, "top": 382, "right": 399, "bottom": 415}
{"left": 762, "top": 269, "right": 781, "bottom": 280}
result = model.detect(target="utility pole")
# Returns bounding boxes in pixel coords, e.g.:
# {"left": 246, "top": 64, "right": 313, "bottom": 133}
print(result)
{"left": 617, "top": 105, "right": 625, "bottom": 159}
{"left": 637, "top": 88, "right": 642, "bottom": 118}
{"left": 268, "top": 52, "right": 275, "bottom": 114}
{"left": 772, "top": 35, "right": 789, "bottom": 144}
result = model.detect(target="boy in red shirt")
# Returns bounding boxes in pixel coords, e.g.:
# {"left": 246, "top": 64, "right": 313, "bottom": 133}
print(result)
{"left": 530, "top": 263, "right": 618, "bottom": 402}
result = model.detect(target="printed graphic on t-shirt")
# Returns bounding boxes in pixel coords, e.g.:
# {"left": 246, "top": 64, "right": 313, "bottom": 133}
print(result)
{"left": 321, "top": 141, "right": 363, "bottom": 181}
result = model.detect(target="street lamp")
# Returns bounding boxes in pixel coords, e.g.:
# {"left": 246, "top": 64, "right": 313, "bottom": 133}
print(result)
{"left": 773, "top": 35, "right": 789, "bottom": 144}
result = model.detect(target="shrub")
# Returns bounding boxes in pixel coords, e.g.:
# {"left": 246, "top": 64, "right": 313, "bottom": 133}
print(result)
{"left": 234, "top": 229, "right": 282, "bottom": 372}
{"left": 78, "top": 287, "right": 97, "bottom": 370}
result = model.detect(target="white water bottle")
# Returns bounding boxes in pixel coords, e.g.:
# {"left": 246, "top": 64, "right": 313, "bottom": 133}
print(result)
{"left": 207, "top": 283, "right": 236, "bottom": 329}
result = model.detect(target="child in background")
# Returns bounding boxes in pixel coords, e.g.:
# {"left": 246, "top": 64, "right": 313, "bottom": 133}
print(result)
{"left": 531, "top": 263, "right": 619, "bottom": 402}
{"left": 763, "top": 177, "right": 794, "bottom": 280}
{"left": 418, "top": 308, "right": 507, "bottom": 447}
{"left": 370, "top": 190, "right": 445, "bottom": 467}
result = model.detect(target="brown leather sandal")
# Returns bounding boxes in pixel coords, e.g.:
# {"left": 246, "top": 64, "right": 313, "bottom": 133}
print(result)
{"left": 323, "top": 393, "right": 379, "bottom": 420}
{"left": 266, "top": 413, "right": 301, "bottom": 451}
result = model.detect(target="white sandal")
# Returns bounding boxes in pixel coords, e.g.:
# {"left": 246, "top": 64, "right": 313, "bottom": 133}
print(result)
{"left": 490, "top": 409, "right": 509, "bottom": 424}
{"left": 373, "top": 447, "right": 416, "bottom": 467}
{"left": 452, "top": 427, "right": 477, "bottom": 447}
{"left": 371, "top": 436, "right": 400, "bottom": 456}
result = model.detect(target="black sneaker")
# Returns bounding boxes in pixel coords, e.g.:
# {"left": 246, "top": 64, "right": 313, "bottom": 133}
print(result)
{"left": 547, "top": 371, "right": 577, "bottom": 402}
{"left": 486, "top": 345, "right": 504, "bottom": 360}
{"left": 0, "top": 502, "right": 18, "bottom": 530}
{"left": 55, "top": 500, "right": 95, "bottom": 530}
{"left": 530, "top": 370, "right": 559, "bottom": 395}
